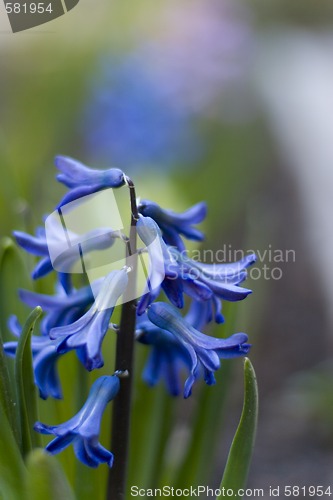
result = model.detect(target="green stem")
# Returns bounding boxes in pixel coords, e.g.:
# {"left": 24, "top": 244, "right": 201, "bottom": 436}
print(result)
{"left": 107, "top": 177, "right": 138, "bottom": 500}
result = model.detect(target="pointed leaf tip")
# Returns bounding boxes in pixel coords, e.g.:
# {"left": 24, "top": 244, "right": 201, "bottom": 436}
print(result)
{"left": 15, "top": 306, "right": 43, "bottom": 455}
{"left": 217, "top": 357, "right": 258, "bottom": 499}
{"left": 26, "top": 448, "right": 76, "bottom": 500}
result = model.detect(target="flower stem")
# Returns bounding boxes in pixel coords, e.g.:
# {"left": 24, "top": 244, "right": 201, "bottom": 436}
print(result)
{"left": 107, "top": 177, "right": 138, "bottom": 500}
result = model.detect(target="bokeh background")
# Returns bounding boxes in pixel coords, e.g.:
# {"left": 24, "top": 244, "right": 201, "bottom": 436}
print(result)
{"left": 1, "top": 0, "right": 333, "bottom": 498}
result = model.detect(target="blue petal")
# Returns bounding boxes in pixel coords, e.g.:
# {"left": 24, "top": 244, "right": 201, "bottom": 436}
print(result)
{"left": 45, "top": 433, "right": 76, "bottom": 454}
{"left": 211, "top": 295, "right": 224, "bottom": 324}
{"left": 84, "top": 309, "right": 112, "bottom": 370}
{"left": 184, "top": 373, "right": 196, "bottom": 399}
{"left": 13, "top": 231, "right": 47, "bottom": 256}
{"left": 181, "top": 275, "right": 213, "bottom": 301}
{"left": 138, "top": 200, "right": 206, "bottom": 247}
{"left": 55, "top": 156, "right": 98, "bottom": 184}
{"left": 58, "top": 272, "right": 72, "bottom": 294}
{"left": 185, "top": 301, "right": 212, "bottom": 330}
{"left": 161, "top": 278, "right": 184, "bottom": 309}
{"left": 196, "top": 346, "right": 220, "bottom": 371}
{"left": 34, "top": 345, "right": 63, "bottom": 400}
{"left": 51, "top": 271, "right": 127, "bottom": 368}
{"left": 137, "top": 287, "right": 161, "bottom": 316}
{"left": 57, "top": 184, "right": 103, "bottom": 208}
{"left": 203, "top": 369, "right": 216, "bottom": 386}
{"left": 162, "top": 353, "right": 183, "bottom": 396}
{"left": 200, "top": 278, "right": 252, "bottom": 302}
{"left": 31, "top": 257, "right": 53, "bottom": 279}
{"left": 56, "top": 173, "right": 78, "bottom": 188}
{"left": 77, "top": 376, "right": 120, "bottom": 438}
{"left": 34, "top": 422, "right": 58, "bottom": 435}
{"left": 148, "top": 303, "right": 248, "bottom": 350}
{"left": 215, "top": 343, "right": 251, "bottom": 359}
{"left": 85, "top": 441, "right": 114, "bottom": 467}
{"left": 19, "top": 288, "right": 71, "bottom": 309}
{"left": 174, "top": 201, "right": 207, "bottom": 226}
{"left": 196, "top": 253, "right": 257, "bottom": 278}
{"left": 7, "top": 315, "right": 22, "bottom": 337}
{"left": 161, "top": 227, "right": 186, "bottom": 251}
{"left": 20, "top": 283, "right": 94, "bottom": 311}
{"left": 137, "top": 215, "right": 177, "bottom": 291}
{"left": 73, "top": 439, "right": 99, "bottom": 468}
{"left": 142, "top": 349, "right": 162, "bottom": 387}
{"left": 3, "top": 341, "right": 18, "bottom": 358}
{"left": 50, "top": 307, "right": 95, "bottom": 340}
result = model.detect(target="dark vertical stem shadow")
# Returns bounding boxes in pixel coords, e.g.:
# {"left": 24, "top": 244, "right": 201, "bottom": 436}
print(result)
{"left": 107, "top": 178, "right": 139, "bottom": 500}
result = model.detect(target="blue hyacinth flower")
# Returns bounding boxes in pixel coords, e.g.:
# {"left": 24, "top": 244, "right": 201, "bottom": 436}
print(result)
{"left": 4, "top": 316, "right": 63, "bottom": 399}
{"left": 147, "top": 302, "right": 250, "bottom": 398}
{"left": 173, "top": 251, "right": 257, "bottom": 280}
{"left": 169, "top": 249, "right": 256, "bottom": 320}
{"left": 19, "top": 280, "right": 101, "bottom": 335}
{"left": 138, "top": 199, "right": 207, "bottom": 251}
{"left": 136, "top": 215, "right": 180, "bottom": 314}
{"left": 55, "top": 156, "right": 125, "bottom": 207}
{"left": 136, "top": 315, "right": 191, "bottom": 396}
{"left": 136, "top": 300, "right": 212, "bottom": 396}
{"left": 14, "top": 226, "right": 59, "bottom": 282}
{"left": 14, "top": 221, "right": 119, "bottom": 293}
{"left": 135, "top": 213, "right": 254, "bottom": 316}
{"left": 34, "top": 375, "right": 120, "bottom": 467}
{"left": 50, "top": 269, "right": 128, "bottom": 371}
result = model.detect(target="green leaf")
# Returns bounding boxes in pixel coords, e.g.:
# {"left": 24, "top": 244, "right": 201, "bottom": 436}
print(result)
{"left": 0, "top": 237, "right": 30, "bottom": 343}
{"left": 0, "top": 237, "right": 31, "bottom": 448}
{"left": 172, "top": 361, "right": 232, "bottom": 490}
{"left": 15, "top": 306, "right": 43, "bottom": 455}
{"left": 0, "top": 326, "right": 20, "bottom": 447}
{"left": 26, "top": 449, "right": 76, "bottom": 500}
{"left": 0, "top": 399, "right": 26, "bottom": 500}
{"left": 217, "top": 358, "right": 258, "bottom": 499}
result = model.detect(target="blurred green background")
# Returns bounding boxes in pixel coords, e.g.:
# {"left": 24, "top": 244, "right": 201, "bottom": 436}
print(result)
{"left": 1, "top": 0, "right": 333, "bottom": 498}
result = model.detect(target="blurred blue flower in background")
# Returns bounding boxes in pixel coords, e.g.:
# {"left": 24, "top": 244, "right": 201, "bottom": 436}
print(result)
{"left": 82, "top": 54, "right": 199, "bottom": 170}
{"left": 81, "top": 0, "right": 251, "bottom": 171}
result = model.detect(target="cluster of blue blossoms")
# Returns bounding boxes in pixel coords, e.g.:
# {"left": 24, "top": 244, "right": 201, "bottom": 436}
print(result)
{"left": 5, "top": 156, "right": 255, "bottom": 468}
